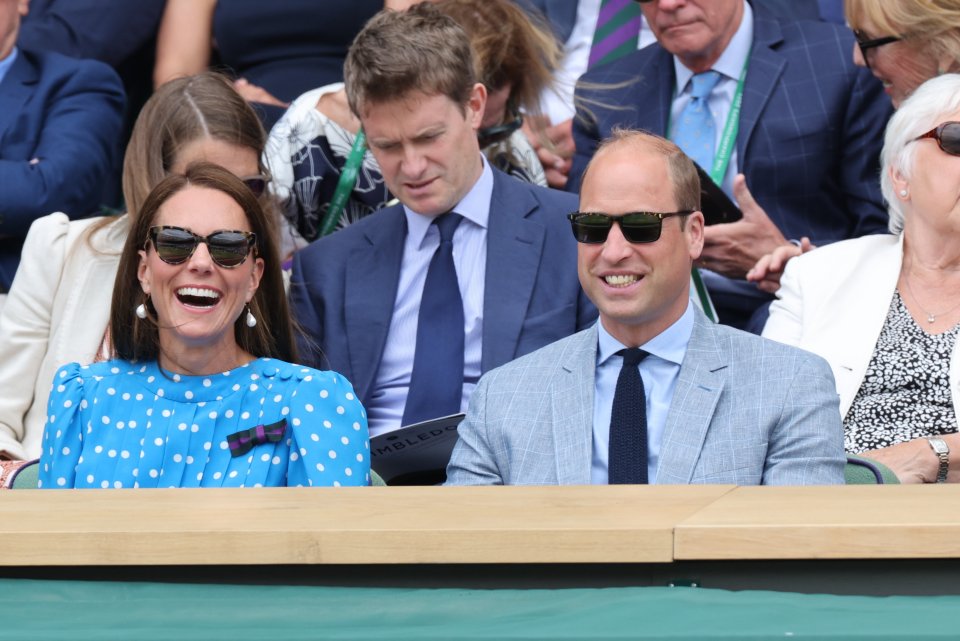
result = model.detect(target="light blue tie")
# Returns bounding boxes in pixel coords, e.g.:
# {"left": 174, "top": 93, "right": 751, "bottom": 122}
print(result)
{"left": 673, "top": 70, "right": 722, "bottom": 170}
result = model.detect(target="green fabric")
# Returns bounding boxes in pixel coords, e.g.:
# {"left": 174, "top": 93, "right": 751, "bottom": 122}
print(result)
{"left": 0, "top": 580, "right": 955, "bottom": 640}
{"left": 845, "top": 455, "right": 900, "bottom": 484}
{"left": 9, "top": 460, "right": 39, "bottom": 489}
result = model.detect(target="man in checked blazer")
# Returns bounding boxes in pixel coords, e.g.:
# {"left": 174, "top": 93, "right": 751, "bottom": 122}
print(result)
{"left": 446, "top": 130, "right": 845, "bottom": 486}
{"left": 568, "top": 0, "right": 892, "bottom": 332}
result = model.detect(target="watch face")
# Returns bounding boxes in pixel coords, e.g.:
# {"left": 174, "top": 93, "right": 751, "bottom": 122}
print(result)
{"left": 930, "top": 438, "right": 949, "bottom": 455}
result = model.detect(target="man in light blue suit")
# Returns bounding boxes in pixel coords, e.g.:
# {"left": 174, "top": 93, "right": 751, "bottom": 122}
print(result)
{"left": 290, "top": 5, "right": 596, "bottom": 439}
{"left": 447, "top": 130, "right": 845, "bottom": 486}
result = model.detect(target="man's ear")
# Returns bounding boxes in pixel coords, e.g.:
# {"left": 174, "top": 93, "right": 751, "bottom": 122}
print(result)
{"left": 686, "top": 210, "right": 705, "bottom": 261}
{"left": 467, "top": 82, "right": 487, "bottom": 131}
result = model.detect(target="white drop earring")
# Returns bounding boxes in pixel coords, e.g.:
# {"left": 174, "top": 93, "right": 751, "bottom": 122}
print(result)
{"left": 245, "top": 306, "right": 257, "bottom": 328}
{"left": 135, "top": 303, "right": 147, "bottom": 319}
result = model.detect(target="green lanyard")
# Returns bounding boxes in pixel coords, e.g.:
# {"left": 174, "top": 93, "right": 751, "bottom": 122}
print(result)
{"left": 669, "top": 55, "right": 750, "bottom": 322}
{"left": 318, "top": 128, "right": 367, "bottom": 238}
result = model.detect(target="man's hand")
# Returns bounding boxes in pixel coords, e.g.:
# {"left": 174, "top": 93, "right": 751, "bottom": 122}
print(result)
{"left": 698, "top": 174, "right": 787, "bottom": 279}
{"left": 523, "top": 116, "right": 574, "bottom": 189}
{"left": 747, "top": 237, "right": 814, "bottom": 294}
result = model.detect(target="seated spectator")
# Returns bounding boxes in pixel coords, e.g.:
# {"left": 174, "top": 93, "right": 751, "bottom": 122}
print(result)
{"left": 568, "top": 0, "right": 892, "bottom": 332}
{"left": 748, "top": 0, "right": 960, "bottom": 291}
{"left": 290, "top": 4, "right": 596, "bottom": 438}
{"left": 446, "top": 129, "right": 845, "bottom": 486}
{"left": 763, "top": 74, "right": 960, "bottom": 485}
{"left": 38, "top": 163, "right": 369, "bottom": 489}
{"left": 154, "top": 0, "right": 382, "bottom": 127}
{"left": 0, "top": 72, "right": 270, "bottom": 462}
{"left": 0, "top": 0, "right": 125, "bottom": 289}
{"left": 266, "top": 0, "right": 562, "bottom": 246}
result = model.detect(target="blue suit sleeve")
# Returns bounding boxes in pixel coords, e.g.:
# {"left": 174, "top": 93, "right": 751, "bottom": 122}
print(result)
{"left": 0, "top": 54, "right": 125, "bottom": 237}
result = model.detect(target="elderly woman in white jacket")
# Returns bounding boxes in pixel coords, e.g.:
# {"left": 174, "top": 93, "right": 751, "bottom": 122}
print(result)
{"left": 764, "top": 74, "right": 960, "bottom": 484}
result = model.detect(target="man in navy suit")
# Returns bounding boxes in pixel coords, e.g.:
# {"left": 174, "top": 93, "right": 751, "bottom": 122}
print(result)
{"left": 290, "top": 4, "right": 597, "bottom": 438}
{"left": 0, "top": 0, "right": 124, "bottom": 289}
{"left": 568, "top": 0, "right": 892, "bottom": 331}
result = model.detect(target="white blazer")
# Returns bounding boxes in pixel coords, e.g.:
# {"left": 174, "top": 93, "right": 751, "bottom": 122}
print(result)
{"left": 0, "top": 213, "right": 127, "bottom": 459}
{"left": 763, "top": 233, "right": 960, "bottom": 422}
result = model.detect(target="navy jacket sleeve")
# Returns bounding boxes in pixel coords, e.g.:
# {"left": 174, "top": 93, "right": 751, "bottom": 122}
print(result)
{"left": 0, "top": 50, "right": 125, "bottom": 237}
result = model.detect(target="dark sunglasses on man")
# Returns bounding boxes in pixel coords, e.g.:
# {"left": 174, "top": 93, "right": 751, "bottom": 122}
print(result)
{"left": 147, "top": 226, "right": 257, "bottom": 269}
{"left": 914, "top": 121, "right": 960, "bottom": 155}
{"left": 567, "top": 211, "right": 693, "bottom": 244}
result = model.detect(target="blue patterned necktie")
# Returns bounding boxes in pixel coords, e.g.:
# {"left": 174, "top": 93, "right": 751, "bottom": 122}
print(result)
{"left": 673, "top": 70, "right": 722, "bottom": 171}
{"left": 401, "top": 213, "right": 465, "bottom": 426}
{"left": 608, "top": 347, "right": 649, "bottom": 484}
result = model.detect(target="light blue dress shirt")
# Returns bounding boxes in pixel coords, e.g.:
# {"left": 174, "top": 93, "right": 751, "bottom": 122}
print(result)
{"left": 591, "top": 304, "right": 694, "bottom": 484}
{"left": 366, "top": 156, "right": 492, "bottom": 437}
{"left": 669, "top": 1, "right": 753, "bottom": 197}
{"left": 0, "top": 47, "right": 18, "bottom": 87}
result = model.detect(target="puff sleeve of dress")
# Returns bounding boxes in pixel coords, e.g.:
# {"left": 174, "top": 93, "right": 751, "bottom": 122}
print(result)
{"left": 38, "top": 362, "right": 86, "bottom": 488}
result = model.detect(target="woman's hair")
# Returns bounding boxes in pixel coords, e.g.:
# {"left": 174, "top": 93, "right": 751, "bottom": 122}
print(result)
{"left": 880, "top": 74, "right": 960, "bottom": 233}
{"left": 122, "top": 71, "right": 268, "bottom": 217}
{"left": 433, "top": 0, "right": 561, "bottom": 120}
{"left": 110, "top": 162, "right": 297, "bottom": 364}
{"left": 845, "top": 0, "right": 960, "bottom": 74}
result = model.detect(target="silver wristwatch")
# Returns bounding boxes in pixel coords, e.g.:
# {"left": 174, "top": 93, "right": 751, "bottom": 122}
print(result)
{"left": 927, "top": 437, "right": 949, "bottom": 483}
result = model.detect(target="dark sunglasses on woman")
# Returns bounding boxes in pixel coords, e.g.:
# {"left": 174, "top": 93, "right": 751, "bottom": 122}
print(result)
{"left": 147, "top": 226, "right": 257, "bottom": 268}
{"left": 914, "top": 121, "right": 960, "bottom": 155}
{"left": 477, "top": 112, "right": 524, "bottom": 149}
{"left": 567, "top": 211, "right": 692, "bottom": 244}
{"left": 852, "top": 29, "right": 900, "bottom": 69}
{"left": 241, "top": 175, "right": 268, "bottom": 197}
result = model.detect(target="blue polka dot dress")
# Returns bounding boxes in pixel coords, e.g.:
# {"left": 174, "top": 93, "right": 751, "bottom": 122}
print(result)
{"left": 38, "top": 358, "right": 370, "bottom": 489}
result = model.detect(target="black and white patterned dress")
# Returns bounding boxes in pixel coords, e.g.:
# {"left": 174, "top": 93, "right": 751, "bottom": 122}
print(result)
{"left": 844, "top": 291, "right": 959, "bottom": 453}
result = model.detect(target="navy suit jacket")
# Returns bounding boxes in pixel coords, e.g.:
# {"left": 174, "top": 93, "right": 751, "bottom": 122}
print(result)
{"left": 569, "top": 9, "right": 892, "bottom": 245}
{"left": 289, "top": 169, "right": 598, "bottom": 409}
{"left": 0, "top": 48, "right": 124, "bottom": 288}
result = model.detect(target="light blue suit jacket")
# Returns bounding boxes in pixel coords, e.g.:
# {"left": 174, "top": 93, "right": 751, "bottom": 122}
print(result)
{"left": 289, "top": 168, "right": 598, "bottom": 410}
{"left": 446, "top": 309, "right": 845, "bottom": 485}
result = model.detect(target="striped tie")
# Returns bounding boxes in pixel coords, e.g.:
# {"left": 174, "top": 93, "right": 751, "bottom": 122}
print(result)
{"left": 588, "top": 0, "right": 643, "bottom": 69}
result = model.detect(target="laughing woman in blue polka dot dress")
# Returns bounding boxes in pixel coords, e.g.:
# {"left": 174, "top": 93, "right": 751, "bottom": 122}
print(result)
{"left": 39, "top": 163, "right": 370, "bottom": 489}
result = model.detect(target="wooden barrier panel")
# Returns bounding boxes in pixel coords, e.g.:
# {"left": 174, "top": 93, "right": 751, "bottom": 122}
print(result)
{"left": 0, "top": 485, "right": 733, "bottom": 566}
{"left": 674, "top": 485, "right": 960, "bottom": 560}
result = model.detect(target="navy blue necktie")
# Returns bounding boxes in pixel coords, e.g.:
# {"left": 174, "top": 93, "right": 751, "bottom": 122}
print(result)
{"left": 401, "top": 213, "right": 465, "bottom": 426}
{"left": 608, "top": 347, "right": 649, "bottom": 484}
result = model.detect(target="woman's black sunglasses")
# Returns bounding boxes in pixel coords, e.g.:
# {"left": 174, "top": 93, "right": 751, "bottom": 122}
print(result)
{"left": 147, "top": 226, "right": 257, "bottom": 268}
{"left": 852, "top": 29, "right": 900, "bottom": 68}
{"left": 477, "top": 112, "right": 524, "bottom": 149}
{"left": 568, "top": 211, "right": 692, "bottom": 244}
{"left": 241, "top": 175, "right": 268, "bottom": 197}
{"left": 914, "top": 121, "right": 960, "bottom": 156}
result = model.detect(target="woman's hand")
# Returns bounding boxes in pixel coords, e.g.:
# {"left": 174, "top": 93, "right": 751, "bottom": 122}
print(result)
{"left": 747, "top": 237, "right": 814, "bottom": 294}
{"left": 861, "top": 434, "right": 960, "bottom": 484}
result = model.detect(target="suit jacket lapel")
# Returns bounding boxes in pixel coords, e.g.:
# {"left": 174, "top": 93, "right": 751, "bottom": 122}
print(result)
{"left": 738, "top": 15, "right": 785, "bottom": 160}
{"left": 552, "top": 327, "right": 597, "bottom": 484}
{"left": 481, "top": 172, "right": 545, "bottom": 372}
{"left": 656, "top": 311, "right": 725, "bottom": 484}
{"left": 344, "top": 210, "right": 406, "bottom": 403}
{"left": 0, "top": 53, "right": 38, "bottom": 146}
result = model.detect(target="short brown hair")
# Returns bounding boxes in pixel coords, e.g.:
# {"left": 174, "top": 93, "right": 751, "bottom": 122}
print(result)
{"left": 580, "top": 128, "right": 701, "bottom": 216}
{"left": 110, "top": 163, "right": 296, "bottom": 364}
{"left": 344, "top": 3, "right": 476, "bottom": 117}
